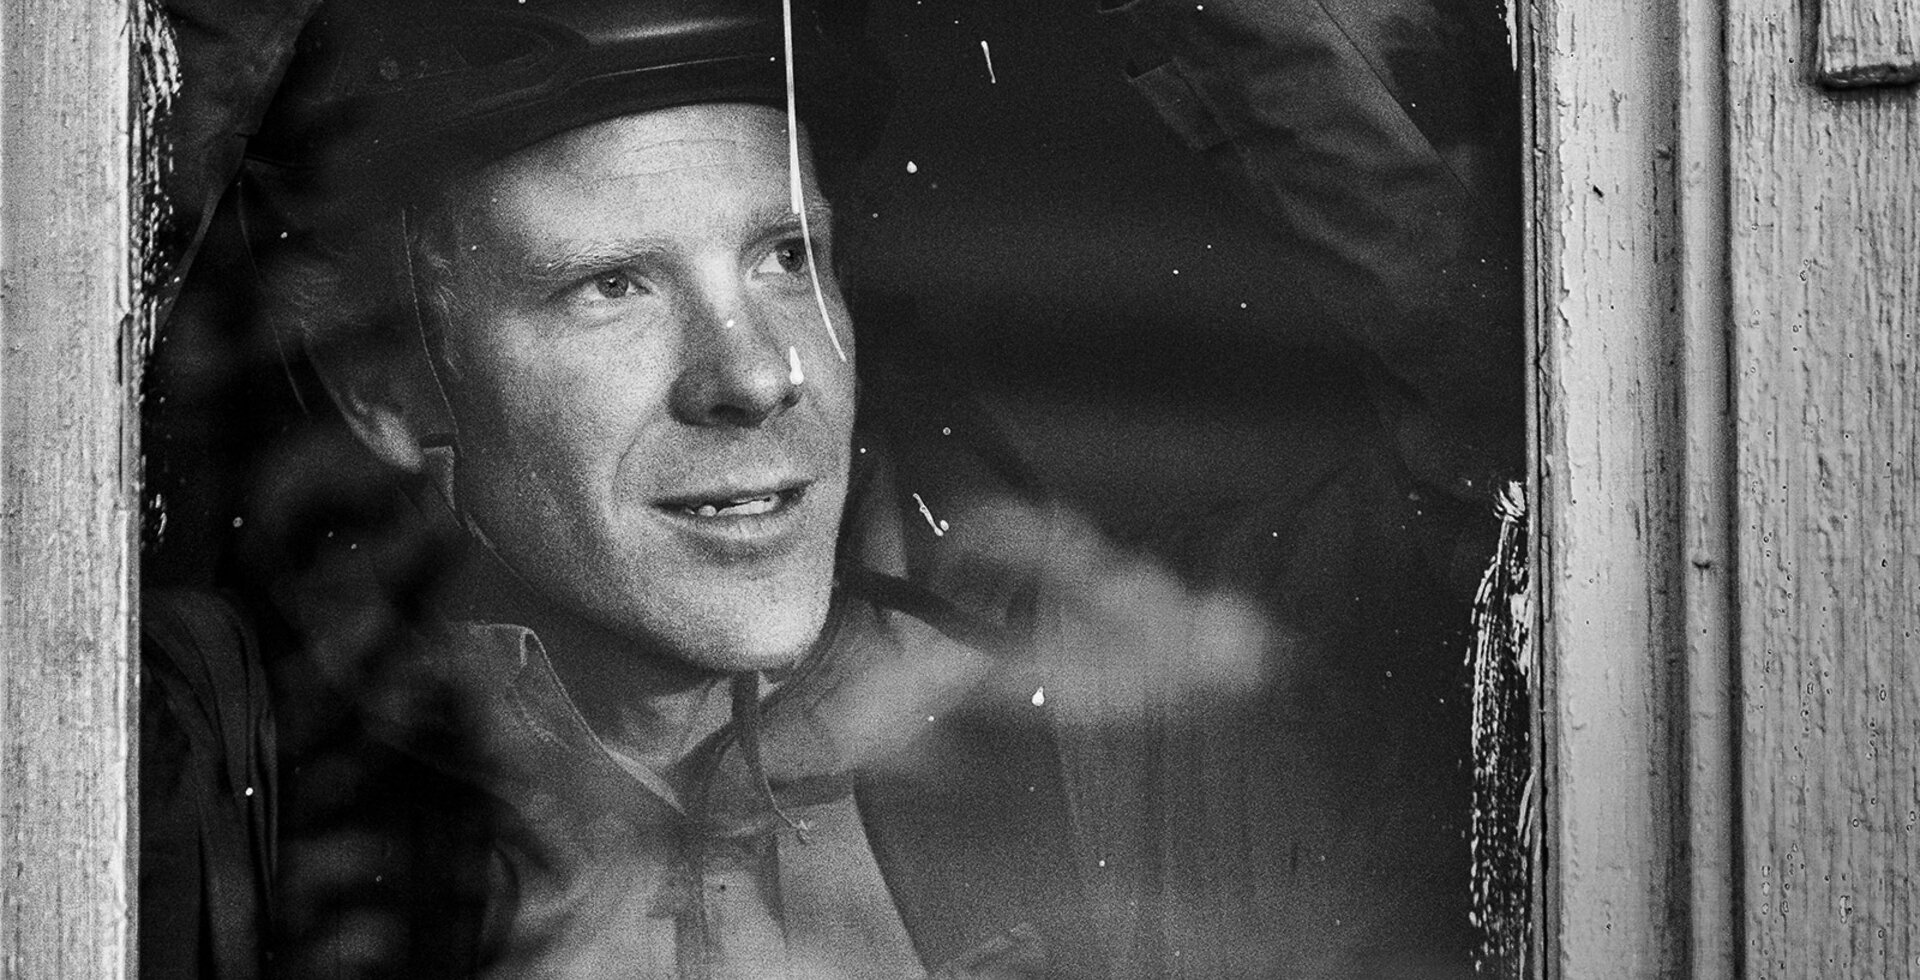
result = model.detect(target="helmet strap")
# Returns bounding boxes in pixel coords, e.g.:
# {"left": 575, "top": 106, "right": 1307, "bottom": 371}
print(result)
{"left": 393, "top": 207, "right": 467, "bottom": 503}
{"left": 395, "top": 208, "right": 463, "bottom": 445}
{"left": 391, "top": 209, "right": 555, "bottom": 599}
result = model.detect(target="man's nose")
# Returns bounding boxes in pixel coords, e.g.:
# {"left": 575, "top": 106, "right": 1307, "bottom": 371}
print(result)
{"left": 668, "top": 301, "right": 801, "bottom": 428}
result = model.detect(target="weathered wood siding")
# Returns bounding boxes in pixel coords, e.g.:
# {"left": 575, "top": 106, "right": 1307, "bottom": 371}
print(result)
{"left": 1534, "top": 0, "right": 1919, "bottom": 974}
{"left": 1732, "top": 3, "right": 1920, "bottom": 978}
{"left": 0, "top": 0, "right": 140, "bottom": 976}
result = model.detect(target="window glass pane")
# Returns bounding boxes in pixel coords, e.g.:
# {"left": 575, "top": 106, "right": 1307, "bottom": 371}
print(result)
{"left": 140, "top": 2, "right": 1527, "bottom": 977}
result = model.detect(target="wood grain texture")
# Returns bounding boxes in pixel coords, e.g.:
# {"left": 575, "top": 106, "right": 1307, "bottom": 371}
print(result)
{"left": 1731, "top": 3, "right": 1920, "bottom": 978}
{"left": 1527, "top": 3, "right": 1690, "bottom": 978}
{"left": 1814, "top": 0, "right": 1920, "bottom": 87}
{"left": 0, "top": 0, "right": 139, "bottom": 976}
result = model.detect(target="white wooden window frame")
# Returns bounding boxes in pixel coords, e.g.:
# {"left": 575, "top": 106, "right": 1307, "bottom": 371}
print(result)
{"left": 1525, "top": 0, "right": 1741, "bottom": 976}
{"left": 5, "top": 0, "right": 1917, "bottom": 976}
{"left": 2, "top": 0, "right": 144, "bottom": 975}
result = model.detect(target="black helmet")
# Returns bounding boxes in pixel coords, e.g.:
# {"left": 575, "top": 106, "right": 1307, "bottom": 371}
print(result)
{"left": 245, "top": 0, "right": 888, "bottom": 238}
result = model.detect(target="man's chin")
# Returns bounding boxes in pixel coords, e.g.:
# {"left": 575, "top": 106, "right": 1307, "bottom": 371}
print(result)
{"left": 653, "top": 599, "right": 831, "bottom": 676}
{"left": 671, "top": 639, "right": 816, "bottom": 675}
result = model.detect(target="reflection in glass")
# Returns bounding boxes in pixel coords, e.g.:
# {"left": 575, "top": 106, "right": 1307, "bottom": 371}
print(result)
{"left": 139, "top": 1, "right": 1526, "bottom": 978}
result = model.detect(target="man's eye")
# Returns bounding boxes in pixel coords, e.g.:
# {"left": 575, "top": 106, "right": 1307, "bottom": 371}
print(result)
{"left": 754, "top": 241, "right": 809, "bottom": 277}
{"left": 592, "top": 272, "right": 638, "bottom": 299}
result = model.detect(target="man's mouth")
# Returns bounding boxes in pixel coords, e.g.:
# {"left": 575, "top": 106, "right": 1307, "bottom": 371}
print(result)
{"left": 652, "top": 479, "right": 821, "bottom": 556}
{"left": 662, "top": 485, "right": 806, "bottom": 519}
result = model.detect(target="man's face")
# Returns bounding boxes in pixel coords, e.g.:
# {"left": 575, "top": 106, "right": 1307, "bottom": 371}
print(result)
{"left": 430, "top": 103, "right": 856, "bottom": 673}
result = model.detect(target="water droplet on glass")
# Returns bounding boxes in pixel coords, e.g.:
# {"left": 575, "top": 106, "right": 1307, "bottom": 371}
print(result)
{"left": 911, "top": 492, "right": 945, "bottom": 537}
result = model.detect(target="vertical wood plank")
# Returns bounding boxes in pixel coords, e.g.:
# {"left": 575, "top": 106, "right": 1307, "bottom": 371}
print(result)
{"left": 1730, "top": 3, "right": 1920, "bottom": 977}
{"left": 1814, "top": 0, "right": 1920, "bottom": 87}
{"left": 0, "top": 0, "right": 139, "bottom": 976}
{"left": 1526, "top": 2, "right": 1690, "bottom": 977}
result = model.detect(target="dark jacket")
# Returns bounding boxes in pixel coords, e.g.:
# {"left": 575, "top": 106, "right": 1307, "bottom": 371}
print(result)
{"left": 265, "top": 570, "right": 1093, "bottom": 979}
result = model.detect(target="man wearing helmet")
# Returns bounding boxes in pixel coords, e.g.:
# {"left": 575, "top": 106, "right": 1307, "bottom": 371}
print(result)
{"left": 229, "top": 1, "right": 1102, "bottom": 977}
{"left": 318, "top": 104, "right": 858, "bottom": 712}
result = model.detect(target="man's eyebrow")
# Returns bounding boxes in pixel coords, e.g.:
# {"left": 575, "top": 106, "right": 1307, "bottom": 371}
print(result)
{"left": 745, "top": 200, "right": 836, "bottom": 239}
{"left": 509, "top": 237, "right": 669, "bottom": 286}
{"left": 506, "top": 202, "right": 836, "bottom": 285}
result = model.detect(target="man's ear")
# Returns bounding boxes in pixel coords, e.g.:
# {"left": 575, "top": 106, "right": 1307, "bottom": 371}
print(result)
{"left": 307, "top": 332, "right": 450, "bottom": 475}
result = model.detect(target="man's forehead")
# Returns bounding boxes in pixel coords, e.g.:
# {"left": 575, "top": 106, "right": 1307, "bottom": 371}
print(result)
{"left": 488, "top": 103, "right": 793, "bottom": 187}
{"left": 435, "top": 102, "right": 825, "bottom": 272}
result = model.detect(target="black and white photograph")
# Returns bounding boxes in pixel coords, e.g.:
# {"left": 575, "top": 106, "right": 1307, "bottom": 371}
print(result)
{"left": 0, "top": 1, "right": 1913, "bottom": 979}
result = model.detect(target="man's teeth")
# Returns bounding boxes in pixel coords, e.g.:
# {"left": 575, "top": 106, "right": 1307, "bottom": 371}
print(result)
{"left": 686, "top": 494, "right": 780, "bottom": 518}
